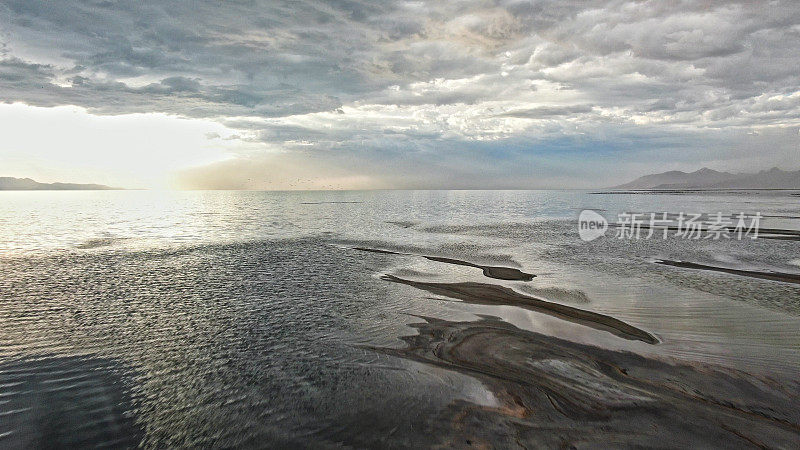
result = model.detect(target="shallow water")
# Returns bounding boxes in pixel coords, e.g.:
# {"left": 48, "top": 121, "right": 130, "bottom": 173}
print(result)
{"left": 1, "top": 190, "right": 799, "bottom": 447}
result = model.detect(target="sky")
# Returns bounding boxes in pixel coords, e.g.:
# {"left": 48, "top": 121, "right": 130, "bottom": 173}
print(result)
{"left": 1, "top": 0, "right": 799, "bottom": 189}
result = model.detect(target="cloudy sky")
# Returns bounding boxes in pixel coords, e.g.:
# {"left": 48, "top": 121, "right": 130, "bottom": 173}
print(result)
{"left": 1, "top": 0, "right": 799, "bottom": 189}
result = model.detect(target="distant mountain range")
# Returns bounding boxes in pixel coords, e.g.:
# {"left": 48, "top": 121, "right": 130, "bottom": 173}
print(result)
{"left": 0, "top": 177, "right": 119, "bottom": 190}
{"left": 611, "top": 167, "right": 800, "bottom": 190}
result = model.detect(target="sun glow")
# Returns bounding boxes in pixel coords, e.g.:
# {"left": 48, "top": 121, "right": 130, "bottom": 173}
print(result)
{"left": 0, "top": 103, "right": 242, "bottom": 189}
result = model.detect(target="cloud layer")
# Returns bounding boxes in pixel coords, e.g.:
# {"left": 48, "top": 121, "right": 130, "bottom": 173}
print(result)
{"left": 1, "top": 0, "right": 799, "bottom": 188}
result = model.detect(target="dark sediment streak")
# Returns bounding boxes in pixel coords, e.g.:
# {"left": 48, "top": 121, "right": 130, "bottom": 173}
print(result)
{"left": 611, "top": 224, "right": 800, "bottom": 240}
{"left": 758, "top": 235, "right": 800, "bottom": 241}
{"left": 353, "top": 247, "right": 402, "bottom": 255}
{"left": 353, "top": 247, "right": 535, "bottom": 282}
{"left": 381, "top": 274, "right": 658, "bottom": 344}
{"left": 593, "top": 189, "right": 800, "bottom": 195}
{"left": 656, "top": 260, "right": 800, "bottom": 285}
{"left": 422, "top": 255, "right": 535, "bottom": 281}
{"left": 368, "top": 316, "right": 800, "bottom": 448}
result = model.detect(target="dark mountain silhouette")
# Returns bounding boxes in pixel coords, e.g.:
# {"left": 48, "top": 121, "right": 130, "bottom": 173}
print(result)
{"left": 0, "top": 177, "right": 120, "bottom": 190}
{"left": 612, "top": 167, "right": 800, "bottom": 189}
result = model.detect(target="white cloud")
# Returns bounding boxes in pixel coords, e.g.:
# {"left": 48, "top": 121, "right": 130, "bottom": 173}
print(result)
{"left": 1, "top": 0, "right": 799, "bottom": 188}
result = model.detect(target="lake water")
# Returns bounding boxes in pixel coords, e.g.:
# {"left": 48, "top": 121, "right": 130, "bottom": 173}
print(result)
{"left": 1, "top": 190, "right": 799, "bottom": 447}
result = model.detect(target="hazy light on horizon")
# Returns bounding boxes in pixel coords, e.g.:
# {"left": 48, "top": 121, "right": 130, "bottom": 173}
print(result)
{"left": 0, "top": 103, "right": 242, "bottom": 189}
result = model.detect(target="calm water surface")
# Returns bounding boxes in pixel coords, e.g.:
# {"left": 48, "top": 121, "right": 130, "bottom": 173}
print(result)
{"left": 1, "top": 190, "right": 799, "bottom": 447}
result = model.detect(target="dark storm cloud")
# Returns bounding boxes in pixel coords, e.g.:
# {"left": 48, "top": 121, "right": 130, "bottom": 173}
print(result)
{"left": 1, "top": 0, "right": 799, "bottom": 187}
{"left": 0, "top": 57, "right": 342, "bottom": 117}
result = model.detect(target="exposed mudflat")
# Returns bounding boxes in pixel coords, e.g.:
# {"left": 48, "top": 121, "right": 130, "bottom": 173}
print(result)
{"left": 381, "top": 274, "right": 658, "bottom": 344}
{"left": 369, "top": 316, "right": 800, "bottom": 448}
{"left": 354, "top": 247, "right": 536, "bottom": 281}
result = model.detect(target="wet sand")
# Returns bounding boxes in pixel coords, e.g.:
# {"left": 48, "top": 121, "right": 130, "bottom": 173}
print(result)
{"left": 657, "top": 259, "right": 800, "bottom": 285}
{"left": 370, "top": 316, "right": 800, "bottom": 448}
{"left": 381, "top": 274, "right": 658, "bottom": 344}
{"left": 354, "top": 247, "right": 535, "bottom": 281}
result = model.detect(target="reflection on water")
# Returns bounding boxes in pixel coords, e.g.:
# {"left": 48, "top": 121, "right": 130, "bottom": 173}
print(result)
{"left": 3, "top": 189, "right": 798, "bottom": 256}
{"left": 1, "top": 190, "right": 799, "bottom": 446}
